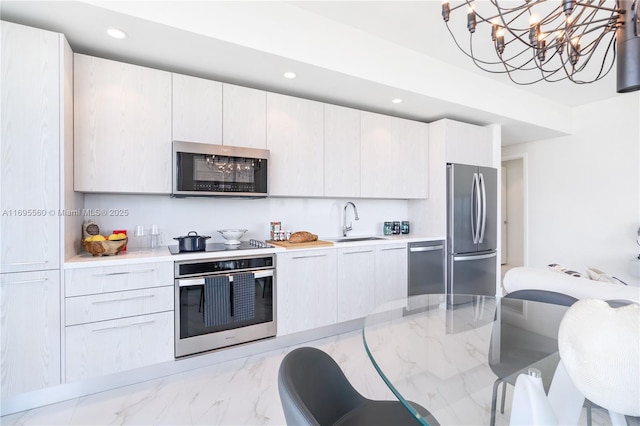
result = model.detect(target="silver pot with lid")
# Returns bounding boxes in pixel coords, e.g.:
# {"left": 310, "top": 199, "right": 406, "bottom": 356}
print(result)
{"left": 173, "top": 231, "right": 211, "bottom": 252}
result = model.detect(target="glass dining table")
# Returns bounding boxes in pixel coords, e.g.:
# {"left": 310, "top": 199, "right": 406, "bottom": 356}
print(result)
{"left": 362, "top": 294, "right": 571, "bottom": 426}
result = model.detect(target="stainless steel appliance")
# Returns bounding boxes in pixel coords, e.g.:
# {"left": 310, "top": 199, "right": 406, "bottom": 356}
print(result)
{"left": 408, "top": 240, "right": 445, "bottom": 296}
{"left": 174, "top": 253, "right": 276, "bottom": 357}
{"left": 172, "top": 141, "right": 269, "bottom": 198}
{"left": 447, "top": 163, "right": 498, "bottom": 305}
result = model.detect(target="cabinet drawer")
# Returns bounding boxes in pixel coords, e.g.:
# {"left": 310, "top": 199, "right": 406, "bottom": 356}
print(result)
{"left": 65, "top": 262, "right": 173, "bottom": 297}
{"left": 65, "top": 286, "right": 173, "bottom": 326}
{"left": 65, "top": 311, "right": 174, "bottom": 382}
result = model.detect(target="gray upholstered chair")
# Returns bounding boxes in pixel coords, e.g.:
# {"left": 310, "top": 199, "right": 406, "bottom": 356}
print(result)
{"left": 278, "top": 346, "right": 439, "bottom": 426}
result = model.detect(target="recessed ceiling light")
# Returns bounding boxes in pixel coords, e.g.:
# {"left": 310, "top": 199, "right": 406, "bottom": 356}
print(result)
{"left": 107, "top": 28, "right": 128, "bottom": 39}
{"left": 392, "top": 98, "right": 403, "bottom": 104}
{"left": 283, "top": 72, "right": 297, "bottom": 79}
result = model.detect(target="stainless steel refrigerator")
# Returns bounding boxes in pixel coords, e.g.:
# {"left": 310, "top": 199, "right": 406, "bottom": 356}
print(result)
{"left": 447, "top": 163, "right": 497, "bottom": 305}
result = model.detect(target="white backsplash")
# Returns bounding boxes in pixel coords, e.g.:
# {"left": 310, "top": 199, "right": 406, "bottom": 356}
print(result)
{"left": 83, "top": 194, "right": 412, "bottom": 249}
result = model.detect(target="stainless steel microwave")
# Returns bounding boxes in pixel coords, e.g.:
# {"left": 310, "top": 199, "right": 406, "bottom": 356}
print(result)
{"left": 172, "top": 141, "right": 269, "bottom": 198}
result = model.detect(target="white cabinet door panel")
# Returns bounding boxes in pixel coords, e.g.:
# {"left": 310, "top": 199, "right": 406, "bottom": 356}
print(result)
{"left": 65, "top": 262, "right": 173, "bottom": 297}
{"left": 361, "top": 111, "right": 395, "bottom": 198}
{"left": 65, "top": 285, "right": 174, "bottom": 326}
{"left": 172, "top": 74, "right": 223, "bottom": 145}
{"left": 266, "top": 93, "right": 324, "bottom": 196}
{"left": 395, "top": 118, "right": 429, "bottom": 199}
{"left": 336, "top": 248, "right": 375, "bottom": 322}
{"left": 442, "top": 119, "right": 494, "bottom": 168}
{"left": 74, "top": 54, "right": 172, "bottom": 193}
{"left": 223, "top": 84, "right": 266, "bottom": 149}
{"left": 375, "top": 243, "right": 408, "bottom": 306}
{"left": 1, "top": 22, "right": 60, "bottom": 273}
{"left": 1, "top": 270, "right": 61, "bottom": 397}
{"left": 324, "top": 104, "right": 360, "bottom": 197}
{"left": 276, "top": 250, "right": 337, "bottom": 335}
{"left": 65, "top": 311, "right": 174, "bottom": 382}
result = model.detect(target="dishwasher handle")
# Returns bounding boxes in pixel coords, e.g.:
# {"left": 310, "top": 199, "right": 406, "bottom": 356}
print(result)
{"left": 409, "top": 245, "right": 444, "bottom": 253}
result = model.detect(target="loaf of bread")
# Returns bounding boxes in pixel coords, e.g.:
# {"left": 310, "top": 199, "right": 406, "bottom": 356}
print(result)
{"left": 288, "top": 231, "right": 318, "bottom": 243}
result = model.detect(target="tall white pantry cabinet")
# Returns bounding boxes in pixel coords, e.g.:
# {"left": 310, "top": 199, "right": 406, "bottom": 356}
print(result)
{"left": 0, "top": 21, "right": 78, "bottom": 398}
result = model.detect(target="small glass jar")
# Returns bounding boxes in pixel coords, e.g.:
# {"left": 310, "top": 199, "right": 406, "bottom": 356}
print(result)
{"left": 392, "top": 221, "right": 401, "bottom": 235}
{"left": 401, "top": 221, "right": 410, "bottom": 234}
{"left": 383, "top": 222, "right": 393, "bottom": 235}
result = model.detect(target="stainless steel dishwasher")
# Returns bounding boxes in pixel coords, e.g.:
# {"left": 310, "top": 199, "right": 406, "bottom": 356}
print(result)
{"left": 408, "top": 240, "right": 445, "bottom": 296}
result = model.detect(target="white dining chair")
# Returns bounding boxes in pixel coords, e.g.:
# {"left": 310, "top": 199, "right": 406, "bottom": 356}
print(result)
{"left": 510, "top": 299, "right": 639, "bottom": 426}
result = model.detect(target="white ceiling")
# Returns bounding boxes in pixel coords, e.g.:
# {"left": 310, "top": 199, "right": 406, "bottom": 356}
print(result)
{"left": 0, "top": 0, "right": 627, "bottom": 145}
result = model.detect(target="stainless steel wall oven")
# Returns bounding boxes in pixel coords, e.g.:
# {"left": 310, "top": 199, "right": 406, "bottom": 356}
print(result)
{"left": 174, "top": 254, "right": 276, "bottom": 357}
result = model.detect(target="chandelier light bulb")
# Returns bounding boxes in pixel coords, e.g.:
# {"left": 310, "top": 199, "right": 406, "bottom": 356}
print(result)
{"left": 496, "top": 29, "right": 505, "bottom": 55}
{"left": 467, "top": 5, "right": 477, "bottom": 33}
{"left": 442, "top": 0, "right": 450, "bottom": 22}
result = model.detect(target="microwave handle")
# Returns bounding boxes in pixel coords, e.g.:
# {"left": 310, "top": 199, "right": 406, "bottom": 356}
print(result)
{"left": 177, "top": 269, "right": 273, "bottom": 287}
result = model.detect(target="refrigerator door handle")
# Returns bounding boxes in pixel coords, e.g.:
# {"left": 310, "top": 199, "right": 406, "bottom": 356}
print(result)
{"left": 453, "top": 252, "right": 497, "bottom": 261}
{"left": 479, "top": 172, "right": 487, "bottom": 244}
{"left": 471, "top": 173, "right": 481, "bottom": 244}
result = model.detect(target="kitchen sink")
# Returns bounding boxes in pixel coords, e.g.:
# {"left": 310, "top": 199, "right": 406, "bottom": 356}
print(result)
{"left": 328, "top": 236, "right": 388, "bottom": 243}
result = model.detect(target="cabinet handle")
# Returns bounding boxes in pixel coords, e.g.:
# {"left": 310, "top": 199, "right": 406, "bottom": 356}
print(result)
{"left": 2, "top": 260, "right": 48, "bottom": 266}
{"left": 292, "top": 254, "right": 327, "bottom": 259}
{"left": 92, "top": 320, "right": 156, "bottom": 332}
{"left": 380, "top": 247, "right": 405, "bottom": 252}
{"left": 409, "top": 245, "right": 444, "bottom": 253}
{"left": 343, "top": 249, "right": 373, "bottom": 255}
{"left": 91, "top": 294, "right": 155, "bottom": 304}
{"left": 92, "top": 269, "right": 155, "bottom": 277}
{"left": 4, "top": 277, "right": 48, "bottom": 285}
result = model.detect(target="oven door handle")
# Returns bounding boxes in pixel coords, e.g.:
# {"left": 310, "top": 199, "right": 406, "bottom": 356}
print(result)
{"left": 177, "top": 269, "right": 274, "bottom": 287}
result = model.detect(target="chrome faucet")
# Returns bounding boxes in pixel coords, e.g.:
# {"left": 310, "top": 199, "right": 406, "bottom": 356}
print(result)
{"left": 343, "top": 202, "right": 360, "bottom": 237}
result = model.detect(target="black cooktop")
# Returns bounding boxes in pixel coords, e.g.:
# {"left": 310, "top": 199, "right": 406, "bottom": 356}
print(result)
{"left": 168, "top": 239, "right": 270, "bottom": 255}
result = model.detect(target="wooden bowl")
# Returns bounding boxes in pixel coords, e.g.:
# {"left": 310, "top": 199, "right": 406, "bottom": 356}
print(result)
{"left": 82, "top": 237, "right": 128, "bottom": 256}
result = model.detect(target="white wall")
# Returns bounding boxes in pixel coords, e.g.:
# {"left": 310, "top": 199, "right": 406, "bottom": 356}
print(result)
{"left": 82, "top": 195, "right": 411, "bottom": 249}
{"left": 502, "top": 158, "right": 524, "bottom": 267}
{"left": 502, "top": 93, "right": 640, "bottom": 285}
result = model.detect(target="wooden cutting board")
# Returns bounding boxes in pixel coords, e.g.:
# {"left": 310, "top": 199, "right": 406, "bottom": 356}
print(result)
{"left": 266, "top": 239, "right": 334, "bottom": 249}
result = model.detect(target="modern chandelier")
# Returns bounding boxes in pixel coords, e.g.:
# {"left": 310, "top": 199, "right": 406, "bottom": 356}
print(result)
{"left": 441, "top": 0, "right": 640, "bottom": 93}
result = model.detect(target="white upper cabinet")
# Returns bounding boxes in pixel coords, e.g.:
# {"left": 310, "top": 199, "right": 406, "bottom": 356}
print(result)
{"left": 1, "top": 21, "right": 60, "bottom": 273}
{"left": 438, "top": 119, "right": 495, "bottom": 168}
{"left": 394, "top": 117, "right": 429, "bottom": 199}
{"left": 223, "top": 84, "right": 266, "bottom": 149}
{"left": 266, "top": 93, "right": 324, "bottom": 197}
{"left": 361, "top": 111, "right": 428, "bottom": 199}
{"left": 172, "top": 74, "right": 223, "bottom": 144}
{"left": 74, "top": 54, "right": 172, "bottom": 194}
{"left": 324, "top": 104, "right": 361, "bottom": 197}
{"left": 361, "top": 111, "right": 395, "bottom": 198}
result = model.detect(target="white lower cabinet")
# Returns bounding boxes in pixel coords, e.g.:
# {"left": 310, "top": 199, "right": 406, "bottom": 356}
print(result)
{"left": 276, "top": 250, "right": 337, "bottom": 335}
{"left": 0, "top": 270, "right": 61, "bottom": 397}
{"left": 336, "top": 247, "right": 375, "bottom": 322}
{"left": 64, "top": 261, "right": 174, "bottom": 382}
{"left": 65, "top": 311, "right": 173, "bottom": 382}
{"left": 374, "top": 243, "right": 408, "bottom": 306}
{"left": 65, "top": 262, "right": 173, "bottom": 297}
{"left": 65, "top": 286, "right": 174, "bottom": 326}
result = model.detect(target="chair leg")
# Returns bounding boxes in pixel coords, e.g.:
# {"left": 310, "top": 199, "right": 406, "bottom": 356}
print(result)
{"left": 500, "top": 381, "right": 507, "bottom": 414}
{"left": 490, "top": 378, "right": 503, "bottom": 426}
{"left": 586, "top": 403, "right": 592, "bottom": 426}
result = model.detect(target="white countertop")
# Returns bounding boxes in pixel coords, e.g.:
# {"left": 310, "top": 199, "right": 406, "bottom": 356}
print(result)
{"left": 64, "top": 235, "right": 445, "bottom": 268}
